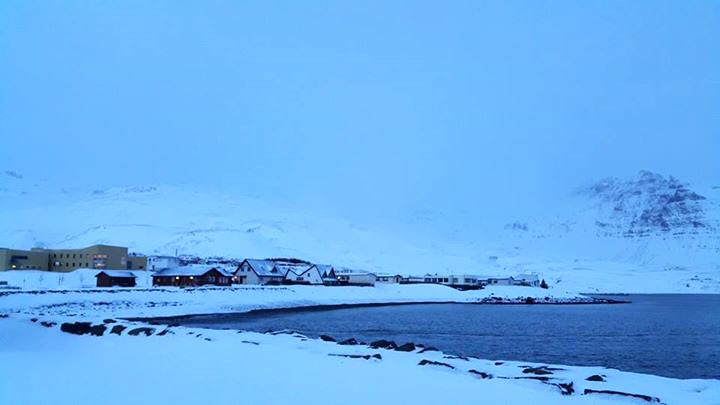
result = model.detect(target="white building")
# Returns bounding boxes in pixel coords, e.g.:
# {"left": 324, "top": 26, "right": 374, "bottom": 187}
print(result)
{"left": 148, "top": 255, "right": 181, "bottom": 271}
{"left": 376, "top": 273, "right": 402, "bottom": 283}
{"left": 486, "top": 277, "right": 514, "bottom": 286}
{"left": 234, "top": 259, "right": 286, "bottom": 285}
{"left": 513, "top": 274, "right": 540, "bottom": 287}
{"left": 282, "top": 263, "right": 323, "bottom": 285}
{"left": 336, "top": 271, "right": 376, "bottom": 286}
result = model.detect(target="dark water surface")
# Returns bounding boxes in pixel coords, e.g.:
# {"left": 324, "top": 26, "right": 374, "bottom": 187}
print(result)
{"left": 177, "top": 294, "right": 720, "bottom": 379}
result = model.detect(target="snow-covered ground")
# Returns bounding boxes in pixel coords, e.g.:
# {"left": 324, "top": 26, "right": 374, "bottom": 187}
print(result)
{"left": 1, "top": 286, "right": 718, "bottom": 405}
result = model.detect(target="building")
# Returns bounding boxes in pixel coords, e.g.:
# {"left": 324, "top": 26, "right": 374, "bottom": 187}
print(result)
{"left": 486, "top": 277, "right": 514, "bottom": 286}
{"left": 0, "top": 248, "right": 49, "bottom": 270}
{"left": 234, "top": 259, "right": 287, "bottom": 285}
{"left": 400, "top": 275, "right": 426, "bottom": 284}
{"left": 95, "top": 271, "right": 137, "bottom": 287}
{"left": 284, "top": 264, "right": 324, "bottom": 285}
{"left": 376, "top": 273, "right": 402, "bottom": 283}
{"left": 0, "top": 245, "right": 147, "bottom": 272}
{"left": 315, "top": 264, "right": 339, "bottom": 285}
{"left": 512, "top": 274, "right": 540, "bottom": 287}
{"left": 147, "top": 255, "right": 182, "bottom": 271}
{"left": 152, "top": 266, "right": 232, "bottom": 287}
{"left": 337, "top": 271, "right": 377, "bottom": 286}
{"left": 420, "top": 274, "right": 485, "bottom": 290}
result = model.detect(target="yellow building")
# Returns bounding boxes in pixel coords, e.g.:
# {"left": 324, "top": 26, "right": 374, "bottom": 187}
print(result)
{"left": 0, "top": 245, "right": 147, "bottom": 272}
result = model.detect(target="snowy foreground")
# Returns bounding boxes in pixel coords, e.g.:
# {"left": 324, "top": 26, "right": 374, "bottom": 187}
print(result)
{"left": 1, "top": 282, "right": 718, "bottom": 404}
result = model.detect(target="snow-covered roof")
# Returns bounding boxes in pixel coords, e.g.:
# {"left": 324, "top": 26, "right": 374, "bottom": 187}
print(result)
{"left": 153, "top": 266, "right": 231, "bottom": 277}
{"left": 274, "top": 262, "right": 312, "bottom": 275}
{"left": 242, "top": 259, "right": 284, "bottom": 277}
{"left": 515, "top": 274, "right": 539, "bottom": 282}
{"left": 95, "top": 270, "right": 136, "bottom": 278}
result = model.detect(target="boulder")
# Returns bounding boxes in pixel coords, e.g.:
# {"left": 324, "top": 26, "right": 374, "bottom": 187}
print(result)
{"left": 88, "top": 324, "right": 107, "bottom": 336}
{"left": 40, "top": 321, "right": 57, "bottom": 328}
{"left": 128, "top": 327, "right": 155, "bottom": 336}
{"left": 395, "top": 343, "right": 416, "bottom": 352}
{"left": 110, "top": 325, "right": 127, "bottom": 335}
{"left": 103, "top": 319, "right": 117, "bottom": 324}
{"left": 338, "top": 338, "right": 359, "bottom": 346}
{"left": 418, "top": 346, "right": 439, "bottom": 354}
{"left": 369, "top": 339, "right": 397, "bottom": 349}
{"left": 60, "top": 322, "right": 92, "bottom": 335}
{"left": 319, "top": 335, "right": 336, "bottom": 342}
{"left": 585, "top": 374, "right": 606, "bottom": 382}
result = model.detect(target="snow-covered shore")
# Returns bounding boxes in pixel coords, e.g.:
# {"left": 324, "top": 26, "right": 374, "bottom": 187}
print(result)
{"left": 1, "top": 315, "right": 718, "bottom": 405}
{"left": 1, "top": 276, "right": 717, "bottom": 404}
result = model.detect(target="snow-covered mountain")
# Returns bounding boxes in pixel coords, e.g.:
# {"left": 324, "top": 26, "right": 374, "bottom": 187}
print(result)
{"left": 1, "top": 170, "right": 717, "bottom": 293}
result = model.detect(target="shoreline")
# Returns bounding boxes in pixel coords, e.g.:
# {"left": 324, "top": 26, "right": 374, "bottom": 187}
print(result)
{"left": 129, "top": 297, "right": 630, "bottom": 324}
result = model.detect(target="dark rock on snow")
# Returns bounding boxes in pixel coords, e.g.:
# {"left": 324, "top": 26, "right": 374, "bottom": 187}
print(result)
{"left": 40, "top": 321, "right": 57, "bottom": 328}
{"left": 103, "top": 319, "right": 117, "bottom": 324}
{"left": 444, "top": 355, "right": 470, "bottom": 361}
{"left": 583, "top": 389, "right": 660, "bottom": 403}
{"left": 418, "top": 346, "right": 439, "bottom": 354}
{"left": 329, "top": 353, "right": 382, "bottom": 360}
{"left": 468, "top": 370, "right": 492, "bottom": 379}
{"left": 494, "top": 361, "right": 504, "bottom": 366}
{"left": 338, "top": 338, "right": 359, "bottom": 346}
{"left": 110, "top": 325, "right": 127, "bottom": 335}
{"left": 586, "top": 374, "right": 606, "bottom": 382}
{"left": 88, "top": 324, "right": 107, "bottom": 336}
{"left": 369, "top": 339, "right": 397, "bottom": 349}
{"left": 418, "top": 359, "right": 455, "bottom": 369}
{"left": 522, "top": 366, "right": 563, "bottom": 375}
{"left": 60, "top": 322, "right": 92, "bottom": 335}
{"left": 127, "top": 327, "right": 155, "bottom": 336}
{"left": 395, "top": 343, "right": 416, "bottom": 352}
{"left": 319, "top": 335, "right": 336, "bottom": 342}
{"left": 546, "top": 382, "right": 574, "bottom": 396}
{"left": 156, "top": 328, "right": 173, "bottom": 336}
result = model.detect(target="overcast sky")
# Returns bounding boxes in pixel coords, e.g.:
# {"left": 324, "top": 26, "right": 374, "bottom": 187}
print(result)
{"left": 1, "top": 1, "right": 718, "bottom": 221}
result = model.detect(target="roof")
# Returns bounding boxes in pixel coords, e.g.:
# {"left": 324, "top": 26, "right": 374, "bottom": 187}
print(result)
{"left": 273, "top": 262, "right": 312, "bottom": 275}
{"left": 515, "top": 274, "right": 539, "bottom": 282}
{"left": 153, "top": 266, "right": 232, "bottom": 277}
{"left": 241, "top": 259, "right": 285, "bottom": 277}
{"left": 95, "top": 270, "right": 136, "bottom": 278}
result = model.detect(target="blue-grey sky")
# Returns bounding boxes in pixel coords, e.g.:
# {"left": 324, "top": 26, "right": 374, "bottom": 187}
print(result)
{"left": 1, "top": 1, "right": 718, "bottom": 220}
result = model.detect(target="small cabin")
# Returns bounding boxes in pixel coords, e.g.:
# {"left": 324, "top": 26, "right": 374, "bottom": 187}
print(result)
{"left": 152, "top": 266, "right": 232, "bottom": 287}
{"left": 95, "top": 271, "right": 137, "bottom": 287}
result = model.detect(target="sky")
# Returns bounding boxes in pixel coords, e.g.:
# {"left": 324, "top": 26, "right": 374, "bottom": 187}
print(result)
{"left": 0, "top": 1, "right": 718, "bottom": 221}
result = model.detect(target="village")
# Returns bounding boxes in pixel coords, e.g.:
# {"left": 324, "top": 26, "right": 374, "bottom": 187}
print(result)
{"left": 0, "top": 244, "right": 546, "bottom": 290}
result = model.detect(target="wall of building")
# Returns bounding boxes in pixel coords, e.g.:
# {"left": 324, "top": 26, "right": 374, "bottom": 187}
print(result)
{"left": 0, "top": 248, "right": 49, "bottom": 270}
{"left": 1, "top": 245, "right": 147, "bottom": 272}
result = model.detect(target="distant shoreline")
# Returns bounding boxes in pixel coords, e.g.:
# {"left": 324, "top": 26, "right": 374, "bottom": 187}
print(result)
{"left": 130, "top": 297, "right": 629, "bottom": 324}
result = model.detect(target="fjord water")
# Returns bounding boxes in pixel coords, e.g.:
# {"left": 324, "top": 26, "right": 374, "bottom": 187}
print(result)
{"left": 181, "top": 294, "right": 720, "bottom": 379}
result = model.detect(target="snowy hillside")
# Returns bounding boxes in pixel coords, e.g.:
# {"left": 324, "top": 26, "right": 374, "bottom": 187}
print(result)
{"left": 0, "top": 170, "right": 718, "bottom": 293}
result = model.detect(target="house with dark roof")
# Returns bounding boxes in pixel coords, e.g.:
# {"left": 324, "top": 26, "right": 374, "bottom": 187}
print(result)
{"left": 95, "top": 270, "right": 137, "bottom": 287}
{"left": 152, "top": 266, "right": 232, "bottom": 287}
{"left": 234, "top": 259, "right": 286, "bottom": 285}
